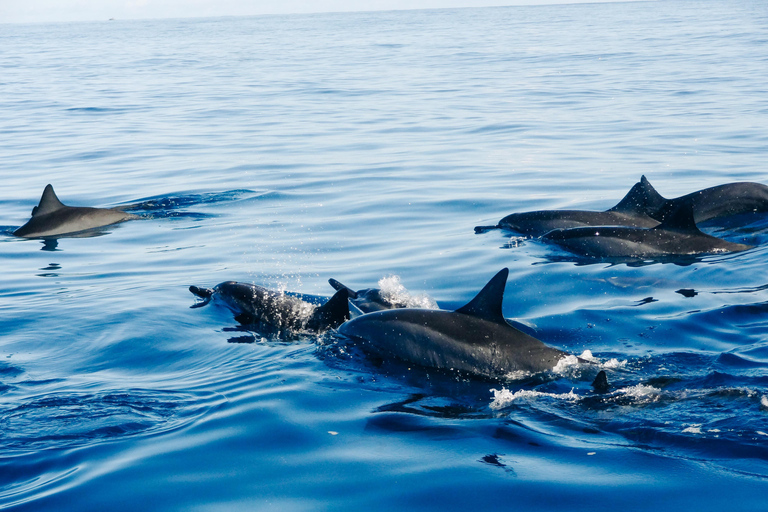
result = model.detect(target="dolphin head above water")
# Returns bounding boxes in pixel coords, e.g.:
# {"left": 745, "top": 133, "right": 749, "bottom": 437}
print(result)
{"left": 338, "top": 268, "right": 568, "bottom": 379}
{"left": 13, "top": 184, "right": 138, "bottom": 238}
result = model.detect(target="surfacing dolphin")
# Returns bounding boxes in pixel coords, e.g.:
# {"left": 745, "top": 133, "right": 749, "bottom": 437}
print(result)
{"left": 541, "top": 199, "right": 753, "bottom": 260}
{"left": 338, "top": 268, "right": 569, "bottom": 379}
{"left": 475, "top": 176, "right": 665, "bottom": 237}
{"left": 649, "top": 181, "right": 768, "bottom": 224}
{"left": 190, "top": 281, "right": 349, "bottom": 335}
{"left": 328, "top": 277, "right": 438, "bottom": 313}
{"left": 14, "top": 184, "right": 139, "bottom": 238}
{"left": 328, "top": 279, "right": 400, "bottom": 313}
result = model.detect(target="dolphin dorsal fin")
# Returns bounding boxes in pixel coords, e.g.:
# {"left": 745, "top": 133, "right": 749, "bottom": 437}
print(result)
{"left": 655, "top": 199, "right": 700, "bottom": 232}
{"left": 32, "top": 185, "right": 66, "bottom": 217}
{"left": 608, "top": 176, "right": 667, "bottom": 215}
{"left": 328, "top": 278, "right": 359, "bottom": 299}
{"left": 308, "top": 288, "right": 350, "bottom": 331}
{"left": 455, "top": 268, "right": 509, "bottom": 324}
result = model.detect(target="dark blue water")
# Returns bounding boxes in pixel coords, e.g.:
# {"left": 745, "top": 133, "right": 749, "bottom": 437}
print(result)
{"left": 2, "top": 1, "right": 768, "bottom": 509}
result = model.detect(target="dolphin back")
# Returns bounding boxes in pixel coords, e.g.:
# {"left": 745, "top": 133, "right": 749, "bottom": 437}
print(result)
{"left": 339, "top": 268, "right": 569, "bottom": 378}
{"left": 14, "top": 184, "right": 138, "bottom": 238}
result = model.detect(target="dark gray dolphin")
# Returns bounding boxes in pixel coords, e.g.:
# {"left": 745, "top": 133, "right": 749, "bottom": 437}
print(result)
{"left": 475, "top": 176, "right": 665, "bottom": 237}
{"left": 650, "top": 181, "right": 768, "bottom": 224}
{"left": 14, "top": 184, "right": 139, "bottom": 238}
{"left": 328, "top": 278, "right": 401, "bottom": 313}
{"left": 541, "top": 200, "right": 753, "bottom": 259}
{"left": 338, "top": 268, "right": 569, "bottom": 379}
{"left": 190, "top": 281, "right": 349, "bottom": 335}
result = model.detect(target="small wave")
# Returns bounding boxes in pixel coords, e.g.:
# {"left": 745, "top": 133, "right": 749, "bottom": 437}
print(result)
{"left": 123, "top": 189, "right": 261, "bottom": 218}
{"left": 489, "top": 387, "right": 580, "bottom": 409}
{"left": 65, "top": 106, "right": 127, "bottom": 113}
{"left": 0, "top": 388, "right": 224, "bottom": 455}
{"left": 614, "top": 383, "right": 662, "bottom": 401}
{"left": 490, "top": 381, "right": 662, "bottom": 411}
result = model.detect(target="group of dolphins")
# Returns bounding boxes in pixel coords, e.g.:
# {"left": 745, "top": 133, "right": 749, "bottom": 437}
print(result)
{"left": 476, "top": 176, "right": 767, "bottom": 258}
{"left": 189, "top": 268, "right": 570, "bottom": 383}
{"left": 10, "top": 178, "right": 768, "bottom": 389}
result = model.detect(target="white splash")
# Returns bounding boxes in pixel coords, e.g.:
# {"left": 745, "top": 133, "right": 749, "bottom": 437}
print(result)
{"left": 502, "top": 370, "right": 534, "bottom": 381}
{"left": 377, "top": 275, "right": 439, "bottom": 309}
{"left": 616, "top": 384, "right": 661, "bottom": 402}
{"left": 683, "top": 425, "right": 702, "bottom": 434}
{"left": 552, "top": 354, "right": 581, "bottom": 374}
{"left": 761, "top": 396, "right": 768, "bottom": 409}
{"left": 577, "top": 350, "right": 626, "bottom": 369}
{"left": 601, "top": 358, "right": 626, "bottom": 369}
{"left": 490, "top": 387, "right": 579, "bottom": 410}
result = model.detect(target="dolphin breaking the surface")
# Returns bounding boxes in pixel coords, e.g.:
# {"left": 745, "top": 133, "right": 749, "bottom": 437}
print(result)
{"left": 542, "top": 199, "right": 753, "bottom": 259}
{"left": 338, "top": 268, "right": 569, "bottom": 379}
{"left": 328, "top": 279, "right": 401, "bottom": 313}
{"left": 477, "top": 176, "right": 768, "bottom": 238}
{"left": 475, "top": 176, "right": 665, "bottom": 237}
{"left": 190, "top": 281, "right": 349, "bottom": 335}
{"left": 328, "top": 277, "right": 438, "bottom": 313}
{"left": 14, "top": 184, "right": 139, "bottom": 238}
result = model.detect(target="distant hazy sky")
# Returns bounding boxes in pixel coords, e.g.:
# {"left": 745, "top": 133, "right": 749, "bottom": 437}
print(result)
{"left": 1, "top": 0, "right": 628, "bottom": 24}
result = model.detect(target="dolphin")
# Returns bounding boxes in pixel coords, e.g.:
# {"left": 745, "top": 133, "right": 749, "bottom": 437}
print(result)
{"left": 13, "top": 184, "right": 139, "bottom": 238}
{"left": 338, "top": 268, "right": 569, "bottom": 379}
{"left": 649, "top": 181, "right": 768, "bottom": 224}
{"left": 541, "top": 199, "right": 753, "bottom": 259}
{"left": 475, "top": 176, "right": 666, "bottom": 237}
{"left": 328, "top": 279, "right": 400, "bottom": 313}
{"left": 190, "top": 281, "right": 349, "bottom": 335}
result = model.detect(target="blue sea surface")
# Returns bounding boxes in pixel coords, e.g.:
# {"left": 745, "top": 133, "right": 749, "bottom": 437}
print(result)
{"left": 2, "top": 1, "right": 768, "bottom": 509}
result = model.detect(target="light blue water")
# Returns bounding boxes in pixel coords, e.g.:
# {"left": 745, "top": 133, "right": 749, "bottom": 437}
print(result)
{"left": 2, "top": 1, "right": 768, "bottom": 509}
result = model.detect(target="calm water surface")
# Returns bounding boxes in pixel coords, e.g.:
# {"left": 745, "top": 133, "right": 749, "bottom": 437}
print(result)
{"left": 2, "top": 1, "right": 768, "bottom": 510}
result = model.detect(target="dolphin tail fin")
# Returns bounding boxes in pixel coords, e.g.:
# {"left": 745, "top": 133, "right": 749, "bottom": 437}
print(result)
{"left": 328, "top": 278, "right": 359, "bottom": 299}
{"left": 189, "top": 285, "right": 214, "bottom": 308}
{"left": 607, "top": 175, "right": 667, "bottom": 216}
{"left": 32, "top": 184, "right": 66, "bottom": 217}
{"left": 307, "top": 288, "right": 350, "bottom": 331}
{"left": 455, "top": 268, "right": 509, "bottom": 325}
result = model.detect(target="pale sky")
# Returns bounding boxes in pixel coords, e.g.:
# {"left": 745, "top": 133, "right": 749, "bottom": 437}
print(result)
{"left": 1, "top": 0, "right": 629, "bottom": 24}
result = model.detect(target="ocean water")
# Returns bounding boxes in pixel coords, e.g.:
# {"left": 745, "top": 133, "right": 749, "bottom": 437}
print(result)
{"left": 2, "top": 1, "right": 768, "bottom": 509}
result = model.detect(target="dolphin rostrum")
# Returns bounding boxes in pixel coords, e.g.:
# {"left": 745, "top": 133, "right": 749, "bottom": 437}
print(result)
{"left": 14, "top": 184, "right": 139, "bottom": 238}
{"left": 475, "top": 176, "right": 666, "bottom": 237}
{"left": 190, "top": 281, "right": 349, "bottom": 335}
{"left": 541, "top": 199, "right": 753, "bottom": 259}
{"left": 338, "top": 268, "right": 569, "bottom": 379}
